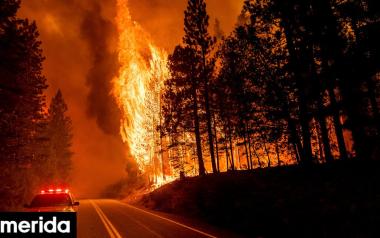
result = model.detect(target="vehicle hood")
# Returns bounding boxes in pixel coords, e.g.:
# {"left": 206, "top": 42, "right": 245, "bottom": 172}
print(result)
{"left": 25, "top": 206, "right": 75, "bottom": 212}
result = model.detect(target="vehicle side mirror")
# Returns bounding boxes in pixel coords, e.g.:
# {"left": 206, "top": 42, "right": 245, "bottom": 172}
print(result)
{"left": 23, "top": 204, "right": 30, "bottom": 208}
{"left": 73, "top": 201, "right": 80, "bottom": 206}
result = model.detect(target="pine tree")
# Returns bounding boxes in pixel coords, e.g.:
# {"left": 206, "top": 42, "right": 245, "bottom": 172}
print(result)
{"left": 47, "top": 90, "right": 73, "bottom": 184}
{"left": 0, "top": 0, "right": 49, "bottom": 209}
{"left": 163, "top": 45, "right": 206, "bottom": 176}
{"left": 242, "top": 0, "right": 380, "bottom": 162}
{"left": 183, "top": 0, "right": 217, "bottom": 173}
{"left": 334, "top": 0, "right": 380, "bottom": 159}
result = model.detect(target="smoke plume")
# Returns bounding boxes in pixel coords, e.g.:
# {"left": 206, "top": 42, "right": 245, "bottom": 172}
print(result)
{"left": 80, "top": 1, "right": 121, "bottom": 135}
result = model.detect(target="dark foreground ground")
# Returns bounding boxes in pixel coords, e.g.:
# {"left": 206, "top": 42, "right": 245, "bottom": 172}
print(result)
{"left": 137, "top": 160, "right": 380, "bottom": 238}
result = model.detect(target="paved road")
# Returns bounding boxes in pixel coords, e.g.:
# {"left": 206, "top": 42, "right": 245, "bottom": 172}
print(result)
{"left": 77, "top": 199, "right": 242, "bottom": 238}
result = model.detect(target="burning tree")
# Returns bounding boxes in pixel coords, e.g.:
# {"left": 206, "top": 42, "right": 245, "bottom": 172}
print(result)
{"left": 112, "top": 0, "right": 170, "bottom": 183}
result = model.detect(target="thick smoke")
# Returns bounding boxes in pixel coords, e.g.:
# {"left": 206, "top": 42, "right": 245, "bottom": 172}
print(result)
{"left": 19, "top": 0, "right": 127, "bottom": 197}
{"left": 80, "top": 1, "right": 121, "bottom": 135}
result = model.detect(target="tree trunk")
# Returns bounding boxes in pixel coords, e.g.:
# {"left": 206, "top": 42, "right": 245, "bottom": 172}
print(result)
{"left": 191, "top": 83, "right": 205, "bottom": 175}
{"left": 225, "top": 139, "right": 230, "bottom": 171}
{"left": 244, "top": 124, "right": 254, "bottom": 169}
{"left": 285, "top": 105, "right": 303, "bottom": 164}
{"left": 294, "top": 142, "right": 300, "bottom": 164}
{"left": 316, "top": 97, "right": 333, "bottom": 162}
{"left": 327, "top": 86, "right": 348, "bottom": 160}
{"left": 312, "top": 0, "right": 350, "bottom": 161}
{"left": 340, "top": 77, "right": 369, "bottom": 159}
{"left": 280, "top": 17, "right": 314, "bottom": 164}
{"left": 263, "top": 141, "right": 271, "bottom": 168}
{"left": 254, "top": 121, "right": 272, "bottom": 167}
{"left": 248, "top": 128, "right": 262, "bottom": 168}
{"left": 252, "top": 143, "right": 262, "bottom": 168}
{"left": 228, "top": 124, "right": 235, "bottom": 171}
{"left": 275, "top": 143, "right": 281, "bottom": 166}
{"left": 297, "top": 77, "right": 314, "bottom": 164}
{"left": 243, "top": 131, "right": 251, "bottom": 170}
{"left": 202, "top": 53, "right": 217, "bottom": 173}
{"left": 213, "top": 115, "right": 220, "bottom": 172}
{"left": 204, "top": 89, "right": 217, "bottom": 173}
{"left": 237, "top": 145, "right": 242, "bottom": 169}
{"left": 315, "top": 120, "right": 324, "bottom": 163}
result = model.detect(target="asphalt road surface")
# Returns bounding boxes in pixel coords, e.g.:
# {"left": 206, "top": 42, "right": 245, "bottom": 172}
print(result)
{"left": 77, "top": 199, "right": 242, "bottom": 238}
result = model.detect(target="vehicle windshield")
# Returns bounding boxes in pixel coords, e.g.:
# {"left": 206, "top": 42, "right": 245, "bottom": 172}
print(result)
{"left": 30, "top": 194, "right": 72, "bottom": 207}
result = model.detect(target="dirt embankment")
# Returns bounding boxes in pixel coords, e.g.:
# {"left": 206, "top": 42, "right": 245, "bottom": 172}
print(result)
{"left": 137, "top": 160, "right": 380, "bottom": 238}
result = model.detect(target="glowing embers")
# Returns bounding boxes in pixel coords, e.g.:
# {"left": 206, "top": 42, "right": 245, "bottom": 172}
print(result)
{"left": 113, "top": 0, "right": 169, "bottom": 172}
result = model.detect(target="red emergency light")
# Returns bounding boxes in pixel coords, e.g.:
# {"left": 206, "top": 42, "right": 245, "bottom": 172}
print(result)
{"left": 40, "top": 188, "right": 69, "bottom": 194}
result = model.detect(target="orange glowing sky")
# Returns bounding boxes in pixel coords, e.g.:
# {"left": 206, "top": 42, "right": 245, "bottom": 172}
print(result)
{"left": 19, "top": 0, "right": 243, "bottom": 197}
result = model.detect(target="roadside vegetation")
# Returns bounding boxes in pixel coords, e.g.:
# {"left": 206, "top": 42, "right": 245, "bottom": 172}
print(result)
{"left": 134, "top": 1, "right": 380, "bottom": 237}
{"left": 156, "top": 0, "right": 380, "bottom": 179}
{"left": 0, "top": 0, "right": 73, "bottom": 210}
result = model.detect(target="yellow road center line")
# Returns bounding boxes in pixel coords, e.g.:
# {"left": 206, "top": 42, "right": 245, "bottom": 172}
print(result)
{"left": 91, "top": 200, "right": 123, "bottom": 238}
{"left": 90, "top": 200, "right": 115, "bottom": 238}
{"left": 115, "top": 201, "right": 217, "bottom": 238}
{"left": 93, "top": 201, "right": 123, "bottom": 238}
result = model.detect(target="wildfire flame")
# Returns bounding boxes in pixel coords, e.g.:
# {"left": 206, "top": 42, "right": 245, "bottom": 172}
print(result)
{"left": 113, "top": 0, "right": 169, "bottom": 172}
